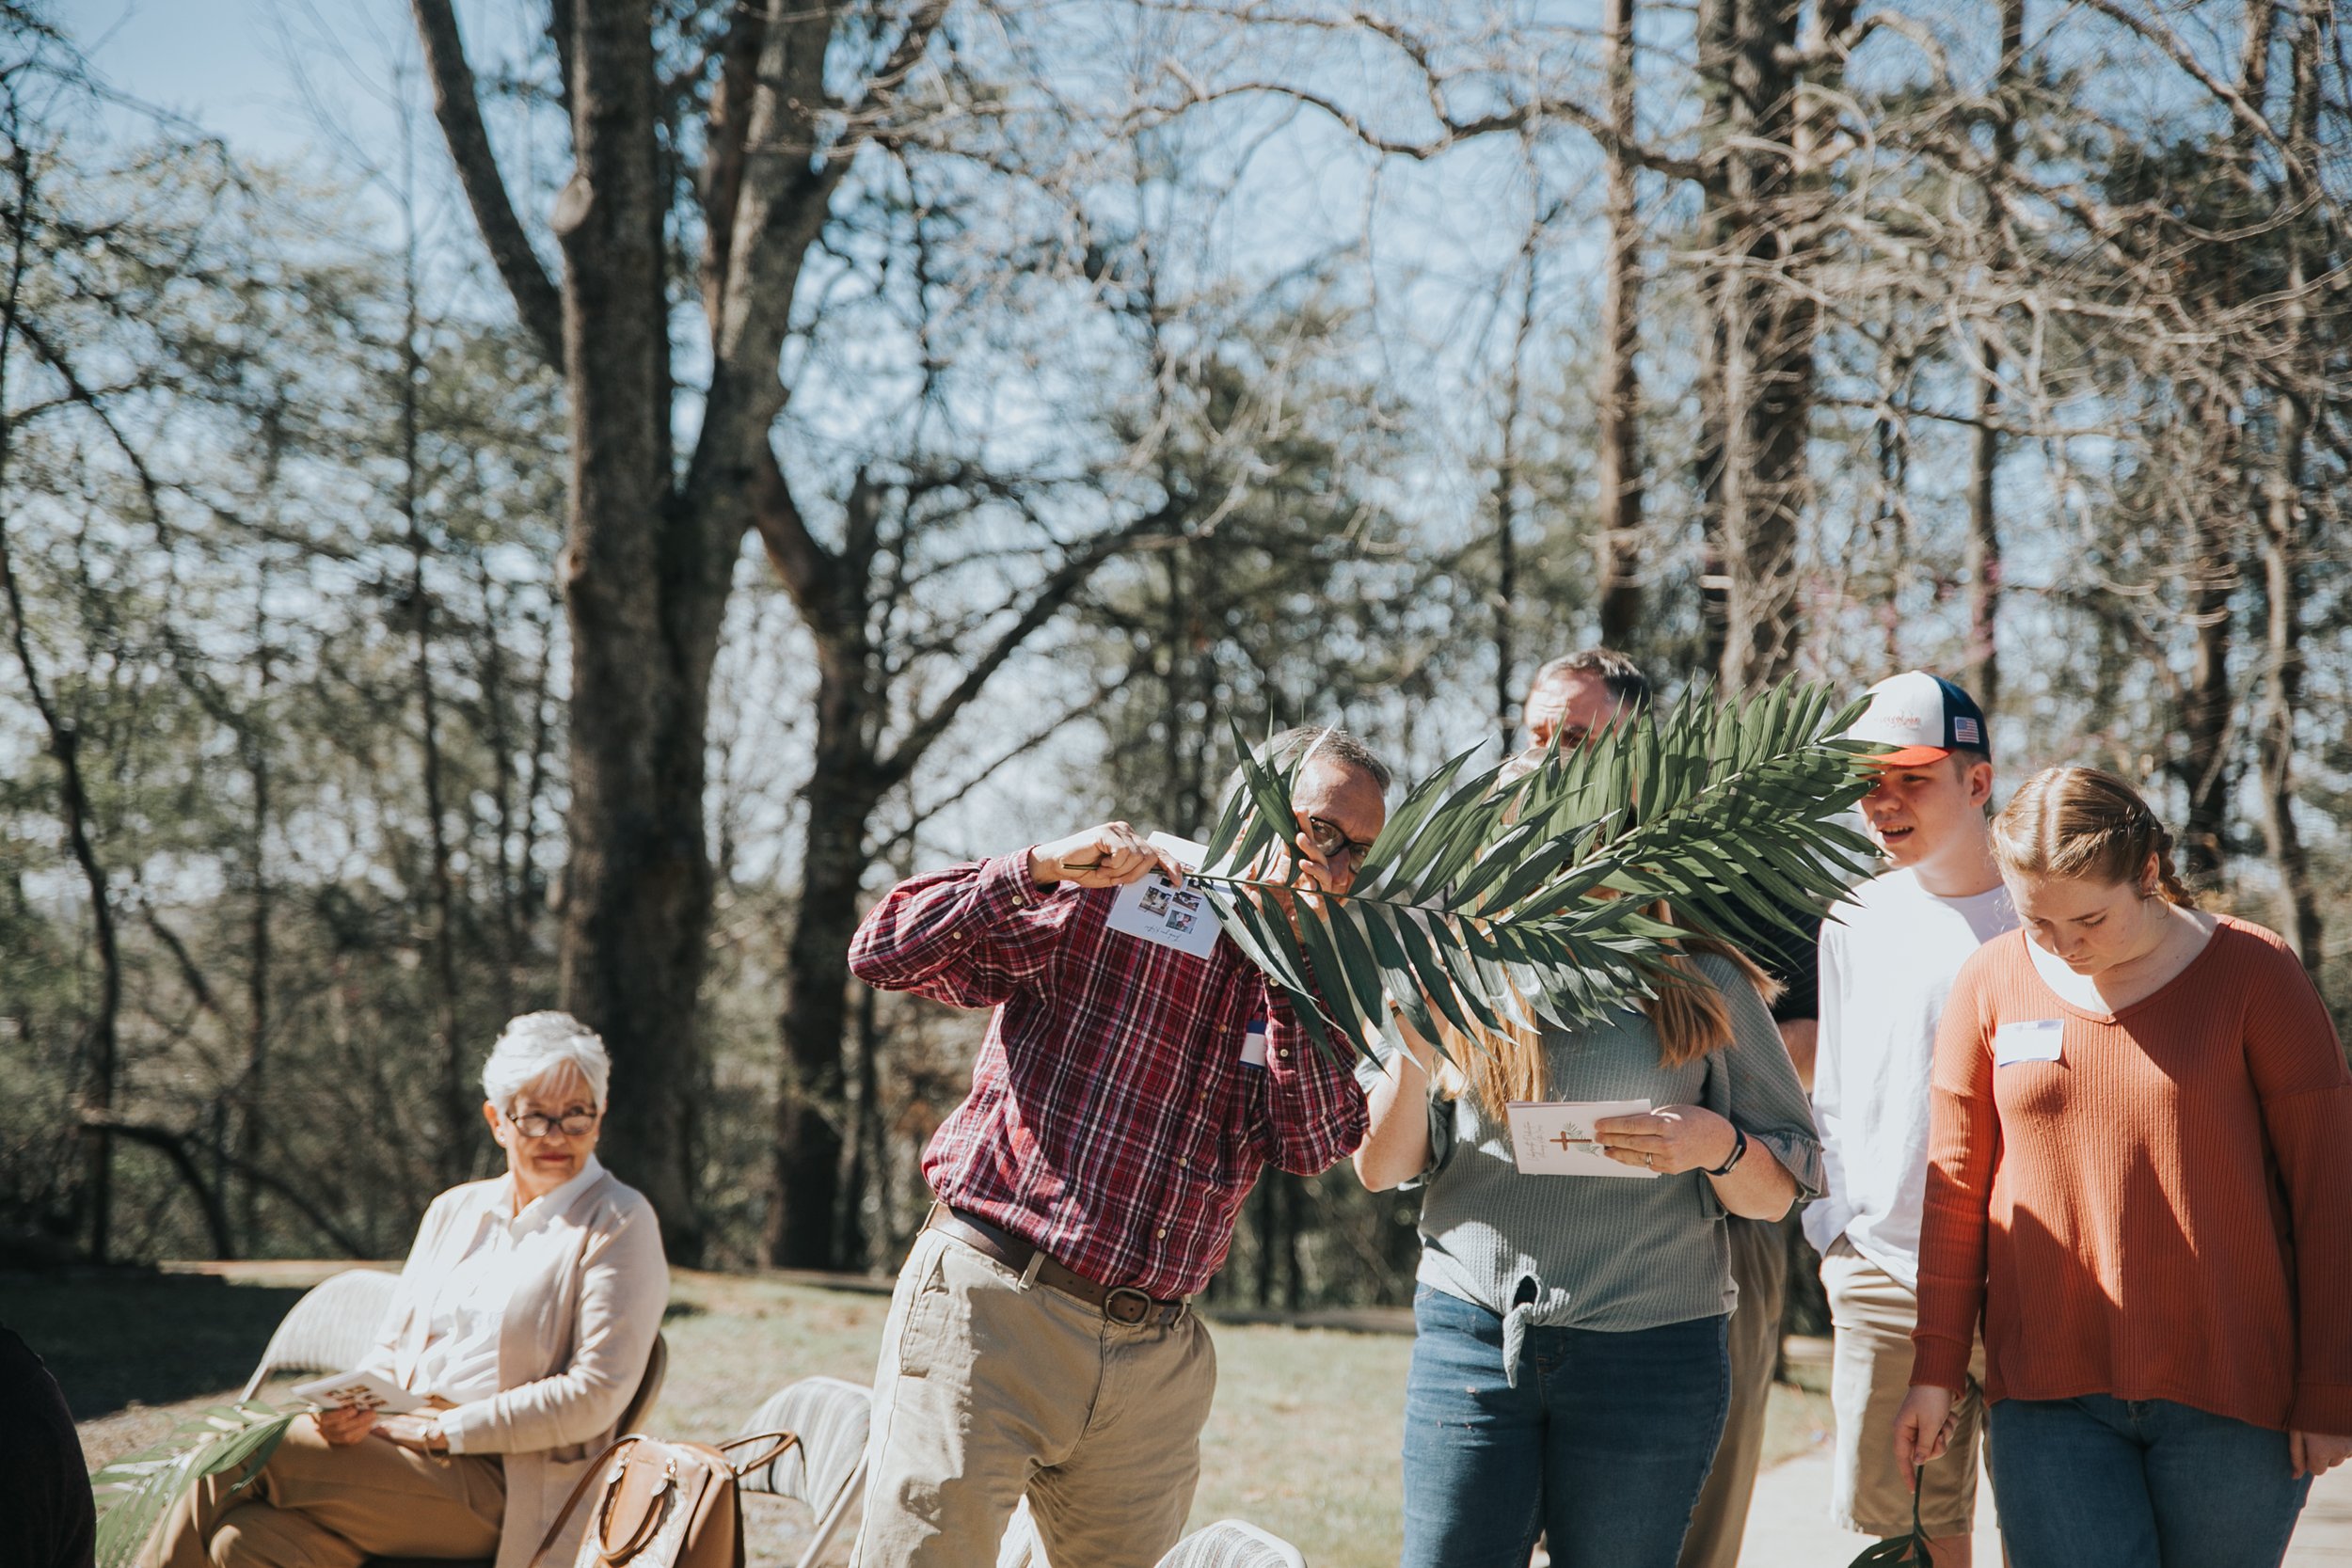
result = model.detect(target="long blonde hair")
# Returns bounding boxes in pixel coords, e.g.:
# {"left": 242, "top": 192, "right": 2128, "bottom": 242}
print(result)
{"left": 1434, "top": 904, "right": 1782, "bottom": 1114}
{"left": 1990, "top": 767, "right": 2198, "bottom": 907}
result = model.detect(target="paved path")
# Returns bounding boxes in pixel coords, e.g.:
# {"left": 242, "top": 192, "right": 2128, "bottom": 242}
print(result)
{"left": 1740, "top": 1445, "right": 2352, "bottom": 1565}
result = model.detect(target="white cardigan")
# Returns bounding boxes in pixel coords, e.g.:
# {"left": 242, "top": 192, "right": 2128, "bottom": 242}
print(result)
{"left": 360, "top": 1161, "right": 669, "bottom": 1568}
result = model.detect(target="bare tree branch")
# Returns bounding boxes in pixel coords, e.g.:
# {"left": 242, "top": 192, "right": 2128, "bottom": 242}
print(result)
{"left": 409, "top": 0, "right": 564, "bottom": 365}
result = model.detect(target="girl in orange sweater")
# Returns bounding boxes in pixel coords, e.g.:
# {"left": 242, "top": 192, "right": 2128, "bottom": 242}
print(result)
{"left": 1893, "top": 767, "right": 2352, "bottom": 1567}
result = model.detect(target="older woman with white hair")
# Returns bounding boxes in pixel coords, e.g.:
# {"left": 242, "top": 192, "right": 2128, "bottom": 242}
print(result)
{"left": 155, "top": 1012, "right": 670, "bottom": 1568}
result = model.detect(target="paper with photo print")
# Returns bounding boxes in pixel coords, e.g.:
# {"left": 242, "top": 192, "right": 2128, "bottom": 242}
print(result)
{"left": 289, "top": 1369, "right": 423, "bottom": 1414}
{"left": 1504, "top": 1099, "right": 1659, "bottom": 1179}
{"left": 1104, "top": 832, "right": 1221, "bottom": 958}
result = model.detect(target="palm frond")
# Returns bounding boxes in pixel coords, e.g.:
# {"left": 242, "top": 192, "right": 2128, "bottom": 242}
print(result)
{"left": 91, "top": 1400, "right": 296, "bottom": 1568}
{"left": 1193, "top": 679, "right": 1878, "bottom": 1062}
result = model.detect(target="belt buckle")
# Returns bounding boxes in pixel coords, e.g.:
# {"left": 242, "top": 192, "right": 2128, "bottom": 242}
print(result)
{"left": 1104, "top": 1286, "right": 1154, "bottom": 1324}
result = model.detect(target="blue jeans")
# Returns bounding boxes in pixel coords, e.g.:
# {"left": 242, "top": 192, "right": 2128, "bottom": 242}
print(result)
{"left": 1399, "top": 1286, "right": 1729, "bottom": 1568}
{"left": 1988, "top": 1395, "right": 2311, "bottom": 1568}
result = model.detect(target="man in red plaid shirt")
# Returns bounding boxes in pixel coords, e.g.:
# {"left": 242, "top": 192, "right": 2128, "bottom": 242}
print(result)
{"left": 846, "top": 726, "right": 1390, "bottom": 1568}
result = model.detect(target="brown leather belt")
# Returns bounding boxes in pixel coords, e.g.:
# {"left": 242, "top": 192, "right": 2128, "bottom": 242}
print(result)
{"left": 924, "top": 1203, "right": 1188, "bottom": 1327}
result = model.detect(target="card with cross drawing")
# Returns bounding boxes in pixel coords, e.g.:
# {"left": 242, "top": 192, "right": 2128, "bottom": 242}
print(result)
{"left": 1502, "top": 1099, "right": 1660, "bottom": 1179}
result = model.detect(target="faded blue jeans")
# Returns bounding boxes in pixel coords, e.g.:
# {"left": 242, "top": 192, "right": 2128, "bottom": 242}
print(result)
{"left": 1399, "top": 1285, "right": 1729, "bottom": 1568}
{"left": 1988, "top": 1395, "right": 2311, "bottom": 1568}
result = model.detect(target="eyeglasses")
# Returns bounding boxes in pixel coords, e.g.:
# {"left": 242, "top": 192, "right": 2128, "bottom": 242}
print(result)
{"left": 1306, "top": 816, "right": 1377, "bottom": 869}
{"left": 507, "top": 1107, "right": 599, "bottom": 1139}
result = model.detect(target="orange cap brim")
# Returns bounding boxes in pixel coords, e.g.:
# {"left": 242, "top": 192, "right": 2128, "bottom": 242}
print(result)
{"left": 1866, "top": 745, "right": 1953, "bottom": 768}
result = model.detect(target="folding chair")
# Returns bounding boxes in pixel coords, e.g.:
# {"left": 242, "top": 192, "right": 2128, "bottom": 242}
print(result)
{"left": 1153, "top": 1520, "right": 1308, "bottom": 1568}
{"left": 239, "top": 1268, "right": 400, "bottom": 1400}
{"left": 997, "top": 1507, "right": 1307, "bottom": 1568}
{"left": 994, "top": 1497, "right": 1046, "bottom": 1568}
{"left": 737, "top": 1375, "right": 873, "bottom": 1568}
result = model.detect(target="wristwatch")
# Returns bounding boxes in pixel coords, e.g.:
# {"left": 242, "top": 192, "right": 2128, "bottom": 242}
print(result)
{"left": 1705, "top": 1125, "right": 1749, "bottom": 1178}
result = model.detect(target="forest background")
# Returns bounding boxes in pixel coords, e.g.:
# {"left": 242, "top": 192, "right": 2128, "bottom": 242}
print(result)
{"left": 3, "top": 0, "right": 2346, "bottom": 1314}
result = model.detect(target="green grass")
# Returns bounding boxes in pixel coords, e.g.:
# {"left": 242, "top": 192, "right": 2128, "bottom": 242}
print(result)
{"left": 18, "top": 1265, "right": 1836, "bottom": 1567}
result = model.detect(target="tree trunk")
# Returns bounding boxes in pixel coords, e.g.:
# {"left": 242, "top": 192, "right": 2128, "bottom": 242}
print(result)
{"left": 241, "top": 558, "right": 274, "bottom": 1251}
{"left": 1254, "top": 1175, "right": 1279, "bottom": 1307}
{"left": 1594, "top": 0, "right": 1645, "bottom": 648}
{"left": 2177, "top": 413, "right": 2237, "bottom": 891}
{"left": 547, "top": 0, "right": 722, "bottom": 1262}
{"left": 1493, "top": 249, "right": 1534, "bottom": 748}
{"left": 2256, "top": 483, "right": 2320, "bottom": 969}
{"left": 771, "top": 626, "right": 888, "bottom": 1268}
{"left": 1963, "top": 0, "right": 2017, "bottom": 715}
{"left": 399, "top": 238, "right": 470, "bottom": 1178}
{"left": 843, "top": 974, "right": 884, "bottom": 1268}
{"left": 1692, "top": 0, "right": 1738, "bottom": 682}
{"left": 2255, "top": 8, "right": 2323, "bottom": 972}
{"left": 1718, "top": 0, "right": 1829, "bottom": 691}
{"left": 1692, "top": 0, "right": 1822, "bottom": 692}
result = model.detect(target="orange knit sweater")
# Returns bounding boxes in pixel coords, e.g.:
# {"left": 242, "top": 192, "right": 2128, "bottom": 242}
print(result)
{"left": 1912, "top": 916, "right": 2352, "bottom": 1435}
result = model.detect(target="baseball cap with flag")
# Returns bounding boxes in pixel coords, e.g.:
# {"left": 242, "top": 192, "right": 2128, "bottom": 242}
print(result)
{"left": 1845, "top": 671, "right": 1989, "bottom": 766}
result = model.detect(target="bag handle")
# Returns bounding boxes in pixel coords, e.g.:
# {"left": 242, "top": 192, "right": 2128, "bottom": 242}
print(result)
{"left": 718, "top": 1430, "right": 800, "bottom": 1480}
{"left": 527, "top": 1434, "right": 637, "bottom": 1568}
{"left": 593, "top": 1447, "right": 677, "bottom": 1567}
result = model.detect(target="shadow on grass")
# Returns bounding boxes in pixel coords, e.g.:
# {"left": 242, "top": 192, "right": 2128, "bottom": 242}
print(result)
{"left": 3, "top": 1270, "right": 310, "bottom": 1419}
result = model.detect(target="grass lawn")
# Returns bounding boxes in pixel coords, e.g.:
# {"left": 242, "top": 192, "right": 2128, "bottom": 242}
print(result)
{"left": 17, "top": 1264, "right": 1834, "bottom": 1567}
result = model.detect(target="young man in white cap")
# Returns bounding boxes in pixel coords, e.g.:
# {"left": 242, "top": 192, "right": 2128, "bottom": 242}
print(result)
{"left": 1806, "top": 671, "right": 2016, "bottom": 1565}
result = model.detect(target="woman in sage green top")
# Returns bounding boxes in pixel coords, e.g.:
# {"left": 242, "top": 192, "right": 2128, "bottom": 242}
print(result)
{"left": 1355, "top": 945, "right": 1822, "bottom": 1568}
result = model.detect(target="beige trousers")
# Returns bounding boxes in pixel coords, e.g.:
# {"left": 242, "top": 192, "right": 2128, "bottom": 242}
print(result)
{"left": 850, "top": 1229, "right": 1218, "bottom": 1568}
{"left": 1822, "top": 1239, "right": 1986, "bottom": 1538}
{"left": 151, "top": 1414, "right": 503, "bottom": 1568}
{"left": 1676, "top": 1215, "right": 1789, "bottom": 1568}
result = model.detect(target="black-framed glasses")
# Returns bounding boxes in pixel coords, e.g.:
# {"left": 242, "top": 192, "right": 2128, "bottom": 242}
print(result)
{"left": 507, "top": 1107, "right": 599, "bottom": 1139}
{"left": 1307, "top": 816, "right": 1376, "bottom": 868}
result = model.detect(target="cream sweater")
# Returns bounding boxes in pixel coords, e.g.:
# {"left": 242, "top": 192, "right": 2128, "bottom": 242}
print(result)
{"left": 359, "top": 1161, "right": 669, "bottom": 1568}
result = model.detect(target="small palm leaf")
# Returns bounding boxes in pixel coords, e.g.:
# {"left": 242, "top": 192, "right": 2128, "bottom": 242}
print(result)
{"left": 91, "top": 1400, "right": 297, "bottom": 1568}
{"left": 1847, "top": 1472, "right": 1934, "bottom": 1564}
{"left": 1190, "top": 678, "right": 1879, "bottom": 1061}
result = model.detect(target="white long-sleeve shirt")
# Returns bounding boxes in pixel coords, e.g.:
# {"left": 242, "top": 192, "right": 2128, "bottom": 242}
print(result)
{"left": 1803, "top": 868, "right": 2016, "bottom": 1289}
{"left": 409, "top": 1158, "right": 609, "bottom": 1408}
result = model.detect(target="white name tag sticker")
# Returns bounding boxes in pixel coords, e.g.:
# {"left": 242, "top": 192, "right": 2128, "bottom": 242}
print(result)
{"left": 1993, "top": 1019, "right": 2065, "bottom": 1066}
{"left": 1238, "top": 1017, "right": 1269, "bottom": 1069}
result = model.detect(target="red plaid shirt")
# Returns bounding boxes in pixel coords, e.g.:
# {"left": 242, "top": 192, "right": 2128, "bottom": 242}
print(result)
{"left": 849, "top": 851, "right": 1369, "bottom": 1298}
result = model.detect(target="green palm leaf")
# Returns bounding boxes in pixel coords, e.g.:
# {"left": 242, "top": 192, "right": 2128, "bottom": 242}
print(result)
{"left": 91, "top": 1400, "right": 298, "bottom": 1568}
{"left": 1190, "top": 679, "right": 1879, "bottom": 1062}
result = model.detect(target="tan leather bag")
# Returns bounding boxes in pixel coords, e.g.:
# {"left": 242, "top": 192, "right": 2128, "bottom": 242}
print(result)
{"left": 529, "top": 1432, "right": 797, "bottom": 1568}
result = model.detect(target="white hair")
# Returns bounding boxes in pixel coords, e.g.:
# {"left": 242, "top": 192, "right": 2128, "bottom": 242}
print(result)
{"left": 481, "top": 1011, "right": 612, "bottom": 1114}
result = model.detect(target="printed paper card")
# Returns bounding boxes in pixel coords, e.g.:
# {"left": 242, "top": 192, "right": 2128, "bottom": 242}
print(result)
{"left": 1104, "top": 832, "right": 1221, "bottom": 959}
{"left": 1503, "top": 1099, "right": 1660, "bottom": 1179}
{"left": 288, "top": 1369, "right": 423, "bottom": 1415}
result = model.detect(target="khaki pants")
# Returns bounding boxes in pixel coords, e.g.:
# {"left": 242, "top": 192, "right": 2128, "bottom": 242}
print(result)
{"left": 850, "top": 1229, "right": 1218, "bottom": 1568}
{"left": 151, "top": 1414, "right": 503, "bottom": 1568}
{"left": 1677, "top": 1216, "right": 1789, "bottom": 1568}
{"left": 1822, "top": 1239, "right": 1986, "bottom": 1539}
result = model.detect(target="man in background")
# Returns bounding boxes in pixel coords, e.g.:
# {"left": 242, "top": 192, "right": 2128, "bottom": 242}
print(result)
{"left": 1518, "top": 648, "right": 1815, "bottom": 1568}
